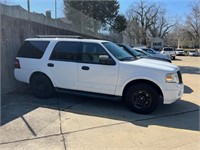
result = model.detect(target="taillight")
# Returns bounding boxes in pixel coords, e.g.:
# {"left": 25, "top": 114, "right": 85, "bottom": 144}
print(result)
{"left": 15, "top": 59, "right": 21, "bottom": 69}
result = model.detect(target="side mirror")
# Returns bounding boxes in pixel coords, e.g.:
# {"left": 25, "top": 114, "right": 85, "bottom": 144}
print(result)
{"left": 99, "top": 55, "right": 109, "bottom": 61}
{"left": 99, "top": 55, "right": 115, "bottom": 65}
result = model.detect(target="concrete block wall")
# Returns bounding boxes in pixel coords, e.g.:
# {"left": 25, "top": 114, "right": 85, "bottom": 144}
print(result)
{"left": 0, "top": 14, "right": 99, "bottom": 94}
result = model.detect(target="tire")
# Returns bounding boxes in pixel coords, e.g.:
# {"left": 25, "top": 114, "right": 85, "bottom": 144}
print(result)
{"left": 30, "top": 74, "right": 55, "bottom": 98}
{"left": 125, "top": 83, "right": 159, "bottom": 114}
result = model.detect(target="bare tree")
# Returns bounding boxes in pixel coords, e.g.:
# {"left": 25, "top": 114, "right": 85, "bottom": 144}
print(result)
{"left": 126, "top": 0, "right": 172, "bottom": 45}
{"left": 148, "top": 8, "right": 173, "bottom": 39}
{"left": 185, "top": 0, "right": 200, "bottom": 48}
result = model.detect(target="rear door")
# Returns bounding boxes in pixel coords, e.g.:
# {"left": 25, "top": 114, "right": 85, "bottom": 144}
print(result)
{"left": 77, "top": 42, "right": 119, "bottom": 95}
{"left": 48, "top": 41, "right": 80, "bottom": 90}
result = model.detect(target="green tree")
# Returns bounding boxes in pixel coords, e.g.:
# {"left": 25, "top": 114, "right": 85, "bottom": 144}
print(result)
{"left": 111, "top": 14, "right": 127, "bottom": 33}
{"left": 63, "top": 0, "right": 120, "bottom": 33}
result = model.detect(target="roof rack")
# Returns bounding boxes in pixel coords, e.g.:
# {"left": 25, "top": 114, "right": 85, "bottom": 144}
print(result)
{"left": 36, "top": 35, "right": 84, "bottom": 39}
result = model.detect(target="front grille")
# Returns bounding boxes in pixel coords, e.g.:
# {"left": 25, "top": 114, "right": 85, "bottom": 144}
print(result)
{"left": 177, "top": 71, "right": 183, "bottom": 84}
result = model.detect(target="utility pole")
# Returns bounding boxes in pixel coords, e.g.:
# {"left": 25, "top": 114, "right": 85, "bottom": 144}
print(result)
{"left": 55, "top": 0, "right": 57, "bottom": 19}
{"left": 27, "top": 0, "right": 30, "bottom": 20}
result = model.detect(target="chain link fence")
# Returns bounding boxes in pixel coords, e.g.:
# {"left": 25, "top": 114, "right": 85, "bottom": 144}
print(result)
{"left": 0, "top": 2, "right": 134, "bottom": 43}
{"left": 0, "top": 3, "right": 101, "bottom": 38}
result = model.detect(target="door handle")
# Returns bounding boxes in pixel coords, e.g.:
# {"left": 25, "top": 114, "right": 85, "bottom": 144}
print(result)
{"left": 82, "top": 66, "right": 90, "bottom": 70}
{"left": 47, "top": 63, "right": 54, "bottom": 67}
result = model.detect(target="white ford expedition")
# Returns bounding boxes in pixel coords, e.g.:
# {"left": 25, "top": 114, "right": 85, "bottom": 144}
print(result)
{"left": 14, "top": 36, "right": 184, "bottom": 114}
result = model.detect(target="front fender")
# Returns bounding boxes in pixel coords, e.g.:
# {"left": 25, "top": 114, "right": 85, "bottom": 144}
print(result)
{"left": 115, "top": 74, "right": 164, "bottom": 96}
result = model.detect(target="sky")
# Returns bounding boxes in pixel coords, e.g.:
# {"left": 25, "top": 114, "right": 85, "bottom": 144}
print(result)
{"left": 4, "top": 0, "right": 194, "bottom": 19}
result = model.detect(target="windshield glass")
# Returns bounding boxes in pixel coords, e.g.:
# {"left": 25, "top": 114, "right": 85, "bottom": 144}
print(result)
{"left": 125, "top": 45, "right": 142, "bottom": 56}
{"left": 142, "top": 48, "right": 157, "bottom": 54}
{"left": 102, "top": 42, "right": 135, "bottom": 61}
{"left": 134, "top": 49, "right": 149, "bottom": 56}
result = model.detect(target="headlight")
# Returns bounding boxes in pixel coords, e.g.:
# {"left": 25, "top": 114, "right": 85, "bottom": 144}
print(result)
{"left": 165, "top": 73, "right": 179, "bottom": 83}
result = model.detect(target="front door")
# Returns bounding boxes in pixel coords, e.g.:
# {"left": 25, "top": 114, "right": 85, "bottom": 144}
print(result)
{"left": 77, "top": 42, "right": 118, "bottom": 95}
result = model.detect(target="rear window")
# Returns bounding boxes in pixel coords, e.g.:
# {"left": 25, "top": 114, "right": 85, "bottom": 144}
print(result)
{"left": 163, "top": 48, "right": 174, "bottom": 51}
{"left": 17, "top": 41, "right": 50, "bottom": 59}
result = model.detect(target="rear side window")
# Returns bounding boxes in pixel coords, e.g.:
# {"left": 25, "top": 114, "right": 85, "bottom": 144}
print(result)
{"left": 50, "top": 42, "right": 80, "bottom": 62}
{"left": 17, "top": 41, "right": 49, "bottom": 59}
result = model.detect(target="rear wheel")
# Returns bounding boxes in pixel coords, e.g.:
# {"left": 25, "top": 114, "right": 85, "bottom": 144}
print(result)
{"left": 171, "top": 56, "right": 175, "bottom": 60}
{"left": 125, "top": 83, "right": 159, "bottom": 114}
{"left": 30, "top": 74, "right": 55, "bottom": 98}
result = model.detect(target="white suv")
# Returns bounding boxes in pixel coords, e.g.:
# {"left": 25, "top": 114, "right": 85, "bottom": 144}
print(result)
{"left": 14, "top": 37, "right": 184, "bottom": 114}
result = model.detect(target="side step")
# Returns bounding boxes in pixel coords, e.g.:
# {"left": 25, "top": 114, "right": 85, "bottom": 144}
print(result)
{"left": 56, "top": 88, "right": 122, "bottom": 101}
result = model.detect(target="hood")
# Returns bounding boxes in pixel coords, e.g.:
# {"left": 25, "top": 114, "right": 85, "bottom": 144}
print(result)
{"left": 123, "top": 58, "right": 179, "bottom": 72}
{"left": 151, "top": 53, "right": 170, "bottom": 59}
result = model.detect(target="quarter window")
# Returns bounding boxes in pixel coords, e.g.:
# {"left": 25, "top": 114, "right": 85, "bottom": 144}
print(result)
{"left": 17, "top": 41, "right": 49, "bottom": 59}
{"left": 50, "top": 42, "right": 80, "bottom": 61}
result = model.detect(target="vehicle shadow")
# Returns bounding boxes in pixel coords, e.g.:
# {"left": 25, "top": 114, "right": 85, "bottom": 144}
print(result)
{"left": 1, "top": 92, "right": 199, "bottom": 132}
{"left": 179, "top": 66, "right": 200, "bottom": 75}
{"left": 173, "top": 58, "right": 182, "bottom": 61}
{"left": 184, "top": 85, "right": 193, "bottom": 94}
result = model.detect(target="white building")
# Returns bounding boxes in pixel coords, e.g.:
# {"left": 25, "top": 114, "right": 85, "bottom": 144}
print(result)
{"left": 151, "top": 37, "right": 164, "bottom": 50}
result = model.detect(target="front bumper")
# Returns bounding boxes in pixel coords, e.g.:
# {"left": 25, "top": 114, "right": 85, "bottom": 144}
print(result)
{"left": 163, "top": 83, "right": 184, "bottom": 104}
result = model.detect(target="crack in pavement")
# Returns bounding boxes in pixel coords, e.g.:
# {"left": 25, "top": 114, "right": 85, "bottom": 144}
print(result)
{"left": 56, "top": 96, "right": 67, "bottom": 150}
{"left": 0, "top": 109, "right": 198, "bottom": 146}
{"left": 62, "top": 109, "right": 199, "bottom": 135}
{"left": 60, "top": 99, "right": 89, "bottom": 111}
{"left": 0, "top": 133, "right": 61, "bottom": 145}
{"left": 21, "top": 116, "right": 37, "bottom": 137}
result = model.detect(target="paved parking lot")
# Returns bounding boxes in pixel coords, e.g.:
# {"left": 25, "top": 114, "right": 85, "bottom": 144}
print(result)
{"left": 0, "top": 56, "right": 199, "bottom": 150}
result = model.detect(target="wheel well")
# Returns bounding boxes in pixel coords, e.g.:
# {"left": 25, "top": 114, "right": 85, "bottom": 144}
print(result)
{"left": 122, "top": 79, "right": 163, "bottom": 99}
{"left": 30, "top": 72, "right": 52, "bottom": 84}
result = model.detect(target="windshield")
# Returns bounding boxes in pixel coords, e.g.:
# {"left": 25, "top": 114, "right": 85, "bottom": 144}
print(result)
{"left": 102, "top": 42, "right": 135, "bottom": 61}
{"left": 134, "top": 49, "right": 149, "bottom": 56}
{"left": 124, "top": 45, "right": 142, "bottom": 56}
{"left": 142, "top": 48, "right": 157, "bottom": 54}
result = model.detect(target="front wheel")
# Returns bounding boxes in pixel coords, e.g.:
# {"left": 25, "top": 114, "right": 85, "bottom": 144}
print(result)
{"left": 125, "top": 84, "right": 159, "bottom": 114}
{"left": 30, "top": 74, "right": 55, "bottom": 99}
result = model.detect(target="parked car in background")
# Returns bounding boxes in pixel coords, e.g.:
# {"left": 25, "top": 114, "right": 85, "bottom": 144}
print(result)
{"left": 161, "top": 47, "right": 176, "bottom": 60}
{"left": 141, "top": 48, "right": 158, "bottom": 54}
{"left": 152, "top": 48, "right": 161, "bottom": 52}
{"left": 117, "top": 44, "right": 171, "bottom": 63}
{"left": 14, "top": 36, "right": 183, "bottom": 114}
{"left": 135, "top": 48, "right": 172, "bottom": 63}
{"left": 175, "top": 49, "right": 185, "bottom": 56}
{"left": 188, "top": 49, "right": 199, "bottom": 56}
{"left": 141, "top": 48, "right": 170, "bottom": 59}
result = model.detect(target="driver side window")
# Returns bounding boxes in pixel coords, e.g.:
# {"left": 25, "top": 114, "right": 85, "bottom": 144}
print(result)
{"left": 81, "top": 43, "right": 111, "bottom": 64}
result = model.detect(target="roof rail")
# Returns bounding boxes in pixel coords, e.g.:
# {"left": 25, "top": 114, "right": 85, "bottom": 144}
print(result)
{"left": 36, "top": 35, "right": 84, "bottom": 39}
